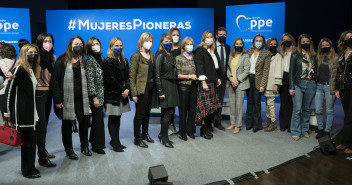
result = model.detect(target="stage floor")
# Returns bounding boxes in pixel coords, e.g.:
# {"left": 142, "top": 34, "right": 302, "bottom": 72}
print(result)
{"left": 0, "top": 100, "right": 344, "bottom": 185}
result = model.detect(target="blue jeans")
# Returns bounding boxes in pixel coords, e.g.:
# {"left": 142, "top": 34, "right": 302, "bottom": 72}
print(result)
{"left": 291, "top": 80, "right": 317, "bottom": 137}
{"left": 314, "top": 83, "right": 336, "bottom": 132}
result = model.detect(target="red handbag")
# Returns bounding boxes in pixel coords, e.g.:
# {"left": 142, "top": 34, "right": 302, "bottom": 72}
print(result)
{"left": 0, "top": 121, "right": 24, "bottom": 147}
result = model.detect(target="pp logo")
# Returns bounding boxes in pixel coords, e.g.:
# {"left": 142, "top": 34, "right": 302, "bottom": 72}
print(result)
{"left": 236, "top": 15, "right": 273, "bottom": 32}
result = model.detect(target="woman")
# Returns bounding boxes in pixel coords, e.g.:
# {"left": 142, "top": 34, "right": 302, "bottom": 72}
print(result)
{"left": 86, "top": 37, "right": 105, "bottom": 155}
{"left": 155, "top": 33, "right": 179, "bottom": 148}
{"left": 246, "top": 34, "right": 271, "bottom": 132}
{"left": 104, "top": 37, "right": 131, "bottom": 152}
{"left": 176, "top": 37, "right": 197, "bottom": 140}
{"left": 289, "top": 34, "right": 317, "bottom": 141}
{"left": 263, "top": 38, "right": 283, "bottom": 132}
{"left": 278, "top": 33, "right": 296, "bottom": 132}
{"left": 335, "top": 30, "right": 352, "bottom": 153}
{"left": 194, "top": 30, "right": 222, "bottom": 139}
{"left": 4, "top": 44, "right": 41, "bottom": 178}
{"left": 226, "top": 38, "right": 250, "bottom": 134}
{"left": 35, "top": 33, "right": 57, "bottom": 167}
{"left": 130, "top": 32, "right": 155, "bottom": 148}
{"left": 51, "top": 36, "right": 91, "bottom": 159}
{"left": 314, "top": 38, "right": 338, "bottom": 139}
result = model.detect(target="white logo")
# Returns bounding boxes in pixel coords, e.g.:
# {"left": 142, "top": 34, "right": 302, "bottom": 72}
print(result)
{"left": 0, "top": 19, "right": 19, "bottom": 33}
{"left": 236, "top": 15, "right": 273, "bottom": 32}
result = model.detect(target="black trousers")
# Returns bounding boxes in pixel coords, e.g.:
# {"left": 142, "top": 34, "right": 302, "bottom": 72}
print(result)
{"left": 213, "top": 76, "right": 226, "bottom": 126}
{"left": 35, "top": 90, "right": 52, "bottom": 159}
{"left": 245, "top": 75, "right": 262, "bottom": 130}
{"left": 279, "top": 72, "right": 293, "bottom": 130}
{"left": 21, "top": 130, "right": 37, "bottom": 176}
{"left": 108, "top": 115, "right": 121, "bottom": 147}
{"left": 178, "top": 82, "right": 197, "bottom": 137}
{"left": 134, "top": 82, "right": 154, "bottom": 138}
{"left": 62, "top": 98, "right": 89, "bottom": 149}
{"left": 340, "top": 83, "right": 352, "bottom": 149}
{"left": 89, "top": 106, "right": 105, "bottom": 149}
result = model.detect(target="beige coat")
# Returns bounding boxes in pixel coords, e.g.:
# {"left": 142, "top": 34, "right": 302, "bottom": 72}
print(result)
{"left": 264, "top": 53, "right": 283, "bottom": 97}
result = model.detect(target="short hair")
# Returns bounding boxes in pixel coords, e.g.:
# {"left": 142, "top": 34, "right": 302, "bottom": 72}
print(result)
{"left": 86, "top": 37, "right": 103, "bottom": 55}
{"left": 158, "top": 33, "right": 173, "bottom": 52}
{"left": 215, "top": 27, "right": 227, "bottom": 36}
{"left": 231, "top": 38, "right": 246, "bottom": 57}
{"left": 107, "top": 37, "right": 124, "bottom": 59}
{"left": 180, "top": 37, "right": 194, "bottom": 53}
{"left": 18, "top": 39, "right": 30, "bottom": 49}
{"left": 137, "top": 32, "right": 154, "bottom": 51}
{"left": 1, "top": 43, "right": 17, "bottom": 59}
{"left": 252, "top": 34, "right": 266, "bottom": 49}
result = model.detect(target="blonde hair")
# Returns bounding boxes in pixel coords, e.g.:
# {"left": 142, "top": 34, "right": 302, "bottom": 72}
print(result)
{"left": 167, "top": 27, "right": 181, "bottom": 48}
{"left": 137, "top": 32, "right": 154, "bottom": 51}
{"left": 107, "top": 37, "right": 124, "bottom": 59}
{"left": 180, "top": 37, "right": 194, "bottom": 53}
{"left": 158, "top": 33, "right": 173, "bottom": 52}
{"left": 197, "top": 30, "right": 215, "bottom": 52}
{"left": 279, "top": 33, "right": 297, "bottom": 56}
{"left": 297, "top": 34, "right": 316, "bottom": 56}
{"left": 316, "top": 38, "right": 338, "bottom": 66}
{"left": 15, "top": 44, "right": 40, "bottom": 77}
{"left": 231, "top": 38, "right": 246, "bottom": 57}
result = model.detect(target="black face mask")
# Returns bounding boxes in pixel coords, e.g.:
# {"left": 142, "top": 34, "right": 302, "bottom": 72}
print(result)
{"left": 301, "top": 43, "right": 310, "bottom": 50}
{"left": 320, "top": 47, "right": 331, "bottom": 53}
{"left": 27, "top": 54, "right": 38, "bottom": 64}
{"left": 282, "top": 40, "right": 292, "bottom": 47}
{"left": 344, "top": 38, "right": 352, "bottom": 47}
{"left": 218, "top": 36, "right": 226, "bottom": 44}
{"left": 235, "top": 46, "right": 243, "bottom": 52}
{"left": 269, "top": 46, "right": 277, "bottom": 53}
{"left": 73, "top": 46, "right": 83, "bottom": 55}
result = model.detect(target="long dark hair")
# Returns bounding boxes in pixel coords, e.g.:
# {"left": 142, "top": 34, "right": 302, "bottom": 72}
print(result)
{"left": 337, "top": 30, "right": 352, "bottom": 55}
{"left": 36, "top": 32, "right": 55, "bottom": 72}
{"left": 64, "top": 36, "right": 86, "bottom": 67}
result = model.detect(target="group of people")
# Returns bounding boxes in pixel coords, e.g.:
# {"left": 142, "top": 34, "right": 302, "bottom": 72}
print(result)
{"left": 0, "top": 27, "right": 352, "bottom": 179}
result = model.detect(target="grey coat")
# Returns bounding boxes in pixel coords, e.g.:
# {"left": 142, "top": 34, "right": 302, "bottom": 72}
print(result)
{"left": 227, "top": 53, "right": 250, "bottom": 91}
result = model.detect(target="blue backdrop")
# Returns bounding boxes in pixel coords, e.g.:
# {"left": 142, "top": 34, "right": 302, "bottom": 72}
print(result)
{"left": 46, "top": 8, "right": 214, "bottom": 61}
{"left": 226, "top": 2, "right": 285, "bottom": 50}
{"left": 0, "top": 7, "right": 31, "bottom": 54}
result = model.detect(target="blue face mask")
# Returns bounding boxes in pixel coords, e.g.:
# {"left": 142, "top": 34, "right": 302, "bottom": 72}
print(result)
{"left": 114, "top": 47, "right": 122, "bottom": 55}
{"left": 255, "top": 42, "right": 262, "bottom": 49}
{"left": 164, "top": 42, "right": 172, "bottom": 50}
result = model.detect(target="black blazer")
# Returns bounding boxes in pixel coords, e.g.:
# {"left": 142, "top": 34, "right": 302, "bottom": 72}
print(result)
{"left": 194, "top": 46, "right": 223, "bottom": 82}
{"left": 4, "top": 65, "right": 36, "bottom": 130}
{"left": 51, "top": 54, "right": 66, "bottom": 105}
{"left": 214, "top": 42, "right": 231, "bottom": 80}
{"left": 289, "top": 53, "right": 317, "bottom": 90}
{"left": 154, "top": 50, "right": 177, "bottom": 96}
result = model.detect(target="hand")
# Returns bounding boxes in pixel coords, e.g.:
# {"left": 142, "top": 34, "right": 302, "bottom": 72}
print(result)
{"left": 4, "top": 114, "right": 10, "bottom": 121}
{"left": 55, "top": 103, "right": 64, "bottom": 108}
{"left": 6, "top": 72, "right": 15, "bottom": 80}
{"left": 93, "top": 98, "right": 100, "bottom": 108}
{"left": 159, "top": 94, "right": 166, "bottom": 99}
{"left": 230, "top": 79, "right": 236, "bottom": 88}
{"left": 234, "top": 79, "right": 239, "bottom": 87}
{"left": 289, "top": 90, "right": 295, "bottom": 96}
{"left": 259, "top": 87, "right": 264, "bottom": 93}
{"left": 217, "top": 79, "right": 221, "bottom": 87}
{"left": 189, "top": 74, "right": 198, "bottom": 81}
{"left": 335, "top": 90, "right": 340, "bottom": 98}
{"left": 202, "top": 82, "right": 209, "bottom": 91}
{"left": 121, "top": 89, "right": 129, "bottom": 99}
{"left": 132, "top": 96, "right": 138, "bottom": 103}
{"left": 272, "top": 85, "right": 278, "bottom": 93}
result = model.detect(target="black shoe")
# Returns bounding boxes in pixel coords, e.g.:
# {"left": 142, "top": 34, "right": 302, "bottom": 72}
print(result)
{"left": 23, "top": 173, "right": 41, "bottom": 179}
{"left": 246, "top": 127, "right": 252, "bottom": 130}
{"left": 178, "top": 135, "right": 187, "bottom": 141}
{"left": 65, "top": 149, "right": 79, "bottom": 160}
{"left": 112, "top": 146, "right": 124, "bottom": 152}
{"left": 280, "top": 128, "right": 286, "bottom": 132}
{"left": 134, "top": 138, "right": 148, "bottom": 148}
{"left": 38, "top": 158, "right": 56, "bottom": 167}
{"left": 316, "top": 129, "right": 324, "bottom": 139}
{"left": 81, "top": 146, "right": 92, "bottom": 156}
{"left": 92, "top": 148, "right": 106, "bottom": 155}
{"left": 159, "top": 137, "right": 174, "bottom": 148}
{"left": 119, "top": 144, "right": 127, "bottom": 149}
{"left": 187, "top": 132, "right": 195, "bottom": 139}
{"left": 208, "top": 125, "right": 214, "bottom": 132}
{"left": 158, "top": 134, "right": 174, "bottom": 144}
{"left": 200, "top": 127, "right": 212, "bottom": 140}
{"left": 45, "top": 149, "right": 56, "bottom": 159}
{"left": 253, "top": 128, "right": 259, "bottom": 133}
{"left": 215, "top": 124, "right": 225, "bottom": 131}
{"left": 324, "top": 131, "right": 330, "bottom": 137}
{"left": 142, "top": 133, "right": 155, "bottom": 143}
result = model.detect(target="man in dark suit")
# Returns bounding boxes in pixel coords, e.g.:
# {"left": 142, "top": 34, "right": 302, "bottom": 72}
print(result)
{"left": 212, "top": 27, "right": 231, "bottom": 131}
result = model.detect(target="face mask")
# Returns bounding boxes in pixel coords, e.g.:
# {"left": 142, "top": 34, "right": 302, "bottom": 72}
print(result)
{"left": 28, "top": 54, "right": 38, "bottom": 64}
{"left": 255, "top": 42, "right": 262, "bottom": 49}
{"left": 282, "top": 40, "right": 292, "bottom": 47}
{"left": 91, "top": 45, "right": 101, "bottom": 54}
{"left": 235, "top": 46, "right": 243, "bottom": 52}
{"left": 205, "top": 38, "right": 213, "bottom": 46}
{"left": 185, "top": 45, "right": 194, "bottom": 53}
{"left": 43, "top": 43, "right": 53, "bottom": 52}
{"left": 320, "top": 47, "right": 331, "bottom": 53}
{"left": 114, "top": 47, "right": 123, "bottom": 55}
{"left": 301, "top": 43, "right": 310, "bottom": 50}
{"left": 172, "top": 36, "right": 179, "bottom": 43}
{"left": 143, "top": 41, "right": 153, "bottom": 50}
{"left": 344, "top": 38, "right": 352, "bottom": 47}
{"left": 164, "top": 42, "right": 172, "bottom": 50}
{"left": 218, "top": 36, "right": 226, "bottom": 44}
{"left": 73, "top": 46, "right": 83, "bottom": 55}
{"left": 269, "top": 46, "right": 277, "bottom": 53}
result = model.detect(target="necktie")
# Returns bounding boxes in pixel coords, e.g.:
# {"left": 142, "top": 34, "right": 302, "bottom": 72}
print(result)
{"left": 220, "top": 44, "right": 225, "bottom": 74}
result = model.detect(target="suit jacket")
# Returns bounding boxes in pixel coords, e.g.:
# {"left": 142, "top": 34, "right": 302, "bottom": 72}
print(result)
{"left": 247, "top": 48, "right": 271, "bottom": 90}
{"left": 215, "top": 42, "right": 231, "bottom": 80}
{"left": 264, "top": 53, "right": 283, "bottom": 97}
{"left": 227, "top": 53, "right": 250, "bottom": 91}
{"left": 289, "top": 53, "right": 317, "bottom": 90}
{"left": 194, "top": 47, "right": 223, "bottom": 81}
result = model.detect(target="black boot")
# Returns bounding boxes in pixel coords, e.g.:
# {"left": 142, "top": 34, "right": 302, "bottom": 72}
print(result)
{"left": 38, "top": 158, "right": 56, "bottom": 167}
{"left": 65, "top": 149, "right": 79, "bottom": 160}
{"left": 316, "top": 129, "right": 324, "bottom": 139}
{"left": 142, "top": 133, "right": 155, "bottom": 143}
{"left": 81, "top": 145, "right": 92, "bottom": 156}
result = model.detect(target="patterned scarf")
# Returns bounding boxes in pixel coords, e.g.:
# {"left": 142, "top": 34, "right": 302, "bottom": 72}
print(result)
{"left": 63, "top": 60, "right": 90, "bottom": 120}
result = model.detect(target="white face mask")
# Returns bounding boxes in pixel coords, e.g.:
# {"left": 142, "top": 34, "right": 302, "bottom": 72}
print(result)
{"left": 172, "top": 36, "right": 179, "bottom": 43}
{"left": 185, "top": 45, "right": 194, "bottom": 53}
{"left": 143, "top": 41, "right": 153, "bottom": 50}
{"left": 92, "top": 45, "right": 101, "bottom": 53}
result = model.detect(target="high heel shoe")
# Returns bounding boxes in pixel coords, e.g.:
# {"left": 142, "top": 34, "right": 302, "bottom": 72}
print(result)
{"left": 65, "top": 149, "right": 79, "bottom": 160}
{"left": 178, "top": 135, "right": 187, "bottom": 141}
{"left": 134, "top": 138, "right": 148, "bottom": 148}
{"left": 92, "top": 148, "right": 106, "bottom": 155}
{"left": 200, "top": 127, "right": 211, "bottom": 140}
{"left": 38, "top": 158, "right": 56, "bottom": 167}
{"left": 81, "top": 146, "right": 92, "bottom": 156}
{"left": 142, "top": 133, "right": 155, "bottom": 143}
{"left": 187, "top": 132, "right": 195, "bottom": 139}
{"left": 45, "top": 149, "right": 56, "bottom": 159}
{"left": 158, "top": 134, "right": 173, "bottom": 144}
